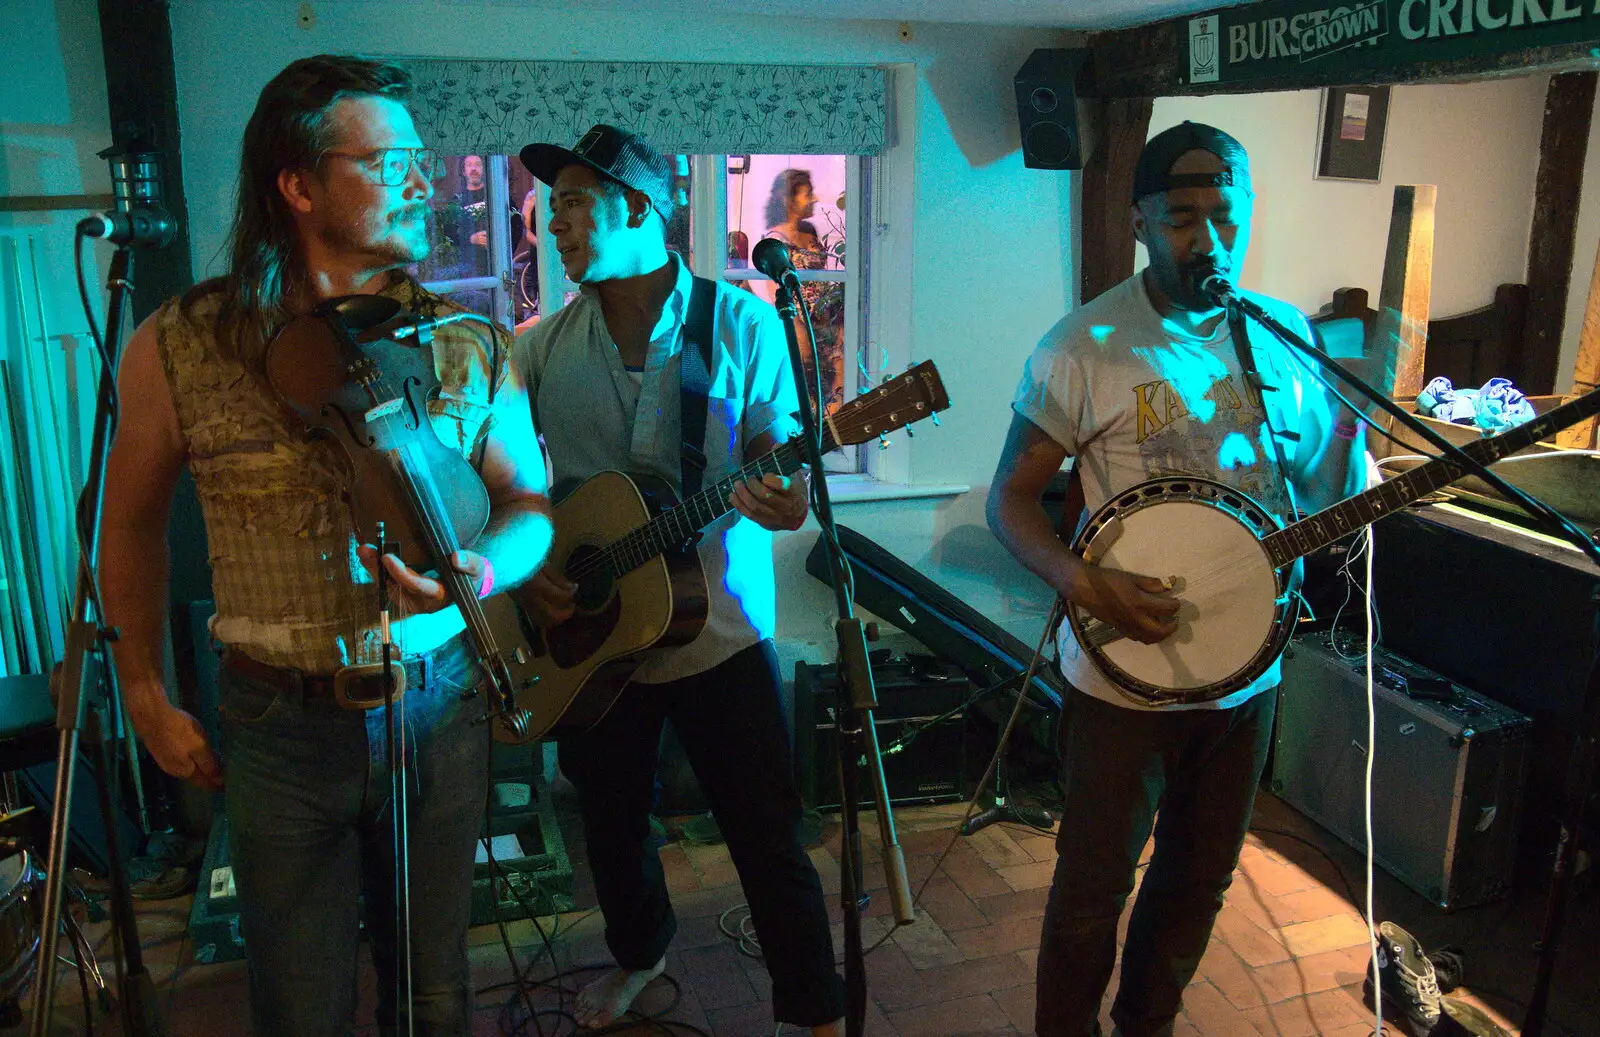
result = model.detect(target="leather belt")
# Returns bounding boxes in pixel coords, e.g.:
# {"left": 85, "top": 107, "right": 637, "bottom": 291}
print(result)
{"left": 222, "top": 649, "right": 420, "bottom": 710}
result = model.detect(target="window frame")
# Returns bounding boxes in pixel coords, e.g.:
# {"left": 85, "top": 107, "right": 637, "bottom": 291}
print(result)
{"left": 532, "top": 153, "right": 878, "bottom": 477}
{"left": 419, "top": 154, "right": 515, "bottom": 329}
{"left": 422, "top": 144, "right": 928, "bottom": 490}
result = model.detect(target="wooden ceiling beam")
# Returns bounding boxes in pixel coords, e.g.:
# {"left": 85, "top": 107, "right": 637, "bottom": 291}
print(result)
{"left": 1088, "top": 3, "right": 1600, "bottom": 98}
{"left": 1078, "top": 97, "right": 1154, "bottom": 306}
{"left": 1520, "top": 71, "right": 1597, "bottom": 395}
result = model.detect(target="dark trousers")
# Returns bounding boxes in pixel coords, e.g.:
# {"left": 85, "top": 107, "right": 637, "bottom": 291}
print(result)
{"left": 221, "top": 645, "right": 487, "bottom": 1037}
{"left": 557, "top": 640, "right": 845, "bottom": 1028}
{"left": 1035, "top": 688, "right": 1276, "bottom": 1037}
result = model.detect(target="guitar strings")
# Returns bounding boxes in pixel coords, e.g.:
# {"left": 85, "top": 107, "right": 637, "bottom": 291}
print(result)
{"left": 558, "top": 385, "right": 931, "bottom": 583}
{"left": 561, "top": 440, "right": 808, "bottom": 582}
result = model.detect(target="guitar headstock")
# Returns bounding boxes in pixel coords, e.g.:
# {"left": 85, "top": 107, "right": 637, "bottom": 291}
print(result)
{"left": 826, "top": 360, "right": 951, "bottom": 447}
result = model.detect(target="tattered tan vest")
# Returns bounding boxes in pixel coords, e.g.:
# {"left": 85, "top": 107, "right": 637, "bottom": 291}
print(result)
{"left": 156, "top": 276, "right": 505, "bottom": 673}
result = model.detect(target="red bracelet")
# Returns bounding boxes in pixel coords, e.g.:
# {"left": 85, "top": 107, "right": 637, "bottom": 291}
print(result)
{"left": 476, "top": 558, "right": 495, "bottom": 599}
{"left": 1333, "top": 421, "right": 1359, "bottom": 440}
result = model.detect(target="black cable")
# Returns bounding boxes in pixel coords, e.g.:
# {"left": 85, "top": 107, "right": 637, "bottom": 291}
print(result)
{"left": 71, "top": 230, "right": 114, "bottom": 623}
{"left": 71, "top": 918, "right": 95, "bottom": 1037}
{"left": 1247, "top": 825, "right": 1362, "bottom": 911}
{"left": 490, "top": 962, "right": 710, "bottom": 1037}
{"left": 480, "top": 729, "right": 547, "bottom": 1037}
{"left": 877, "top": 673, "right": 1026, "bottom": 758}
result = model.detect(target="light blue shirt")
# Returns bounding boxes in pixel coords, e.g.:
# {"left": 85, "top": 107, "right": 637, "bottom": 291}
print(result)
{"left": 515, "top": 254, "right": 801, "bottom": 682}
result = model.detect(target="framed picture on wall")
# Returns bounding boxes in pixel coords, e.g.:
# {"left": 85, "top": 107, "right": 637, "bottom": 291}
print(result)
{"left": 1315, "top": 86, "right": 1390, "bottom": 182}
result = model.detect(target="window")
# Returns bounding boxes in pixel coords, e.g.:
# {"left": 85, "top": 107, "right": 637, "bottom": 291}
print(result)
{"left": 419, "top": 152, "right": 877, "bottom": 475}
{"left": 413, "top": 154, "right": 525, "bottom": 330}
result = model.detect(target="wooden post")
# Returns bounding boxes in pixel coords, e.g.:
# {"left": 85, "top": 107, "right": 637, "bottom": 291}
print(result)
{"left": 1556, "top": 234, "right": 1600, "bottom": 450}
{"left": 98, "top": 0, "right": 194, "bottom": 324}
{"left": 1377, "top": 185, "right": 1436, "bottom": 400}
{"left": 1078, "top": 96, "right": 1153, "bottom": 306}
{"left": 1522, "top": 72, "right": 1597, "bottom": 395}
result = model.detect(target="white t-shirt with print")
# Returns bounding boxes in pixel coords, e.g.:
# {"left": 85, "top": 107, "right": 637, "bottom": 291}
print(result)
{"left": 1012, "top": 272, "right": 1333, "bottom": 711}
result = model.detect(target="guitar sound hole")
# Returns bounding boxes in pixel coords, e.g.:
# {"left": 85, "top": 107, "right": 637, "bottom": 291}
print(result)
{"left": 566, "top": 544, "right": 614, "bottom": 614}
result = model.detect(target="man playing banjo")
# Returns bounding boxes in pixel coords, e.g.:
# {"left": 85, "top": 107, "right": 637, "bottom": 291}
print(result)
{"left": 987, "top": 122, "right": 1370, "bottom": 1037}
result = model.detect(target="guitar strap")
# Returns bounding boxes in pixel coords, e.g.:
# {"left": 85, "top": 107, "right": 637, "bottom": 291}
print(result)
{"left": 1227, "top": 301, "right": 1303, "bottom": 521}
{"left": 679, "top": 275, "right": 717, "bottom": 497}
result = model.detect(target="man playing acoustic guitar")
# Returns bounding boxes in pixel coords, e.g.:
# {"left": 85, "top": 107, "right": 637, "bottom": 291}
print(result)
{"left": 987, "top": 122, "right": 1370, "bottom": 1037}
{"left": 513, "top": 125, "right": 845, "bottom": 1034}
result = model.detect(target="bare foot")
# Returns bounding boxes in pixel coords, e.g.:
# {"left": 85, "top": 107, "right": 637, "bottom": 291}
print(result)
{"left": 573, "top": 956, "right": 666, "bottom": 1029}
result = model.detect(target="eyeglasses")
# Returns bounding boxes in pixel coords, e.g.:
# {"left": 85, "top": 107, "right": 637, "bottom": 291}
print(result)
{"left": 321, "top": 147, "right": 444, "bottom": 186}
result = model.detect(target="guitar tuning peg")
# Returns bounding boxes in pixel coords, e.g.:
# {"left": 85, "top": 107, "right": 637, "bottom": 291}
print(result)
{"left": 930, "top": 412, "right": 941, "bottom": 426}
{"left": 877, "top": 433, "right": 891, "bottom": 450}
{"left": 904, "top": 425, "right": 915, "bottom": 438}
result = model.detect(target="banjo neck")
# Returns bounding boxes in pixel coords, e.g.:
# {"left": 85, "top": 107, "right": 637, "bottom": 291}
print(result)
{"left": 1260, "top": 385, "right": 1600, "bottom": 569}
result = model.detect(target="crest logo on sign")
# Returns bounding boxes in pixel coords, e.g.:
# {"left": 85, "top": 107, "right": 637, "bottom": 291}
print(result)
{"left": 1189, "top": 16, "right": 1220, "bottom": 84}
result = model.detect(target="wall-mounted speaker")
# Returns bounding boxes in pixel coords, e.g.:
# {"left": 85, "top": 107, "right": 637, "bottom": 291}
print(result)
{"left": 1015, "top": 48, "right": 1096, "bottom": 170}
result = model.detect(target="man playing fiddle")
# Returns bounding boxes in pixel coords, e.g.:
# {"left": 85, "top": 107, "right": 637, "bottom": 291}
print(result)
{"left": 98, "top": 54, "right": 552, "bottom": 1036}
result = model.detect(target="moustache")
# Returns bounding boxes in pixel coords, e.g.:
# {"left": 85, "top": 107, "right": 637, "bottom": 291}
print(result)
{"left": 391, "top": 206, "right": 428, "bottom": 225}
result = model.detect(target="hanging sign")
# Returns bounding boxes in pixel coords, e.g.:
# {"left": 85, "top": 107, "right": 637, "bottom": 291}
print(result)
{"left": 1183, "top": 0, "right": 1600, "bottom": 86}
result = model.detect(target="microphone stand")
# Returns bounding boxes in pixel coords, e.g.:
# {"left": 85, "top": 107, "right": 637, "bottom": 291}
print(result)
{"left": 1216, "top": 284, "right": 1600, "bottom": 1037}
{"left": 31, "top": 239, "right": 162, "bottom": 1037}
{"left": 1214, "top": 286, "right": 1598, "bottom": 563}
{"left": 770, "top": 270, "right": 914, "bottom": 1037}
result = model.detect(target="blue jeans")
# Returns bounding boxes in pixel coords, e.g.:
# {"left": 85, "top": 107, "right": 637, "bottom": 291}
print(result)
{"left": 220, "top": 644, "right": 488, "bottom": 1037}
{"left": 1035, "top": 688, "right": 1277, "bottom": 1037}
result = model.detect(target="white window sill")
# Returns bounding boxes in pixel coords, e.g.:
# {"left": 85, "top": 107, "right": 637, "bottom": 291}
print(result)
{"left": 822, "top": 473, "right": 971, "bottom": 504}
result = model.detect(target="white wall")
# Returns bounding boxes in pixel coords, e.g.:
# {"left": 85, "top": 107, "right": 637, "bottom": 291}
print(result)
{"left": 164, "top": 2, "right": 1075, "bottom": 663}
{"left": 1, "top": 0, "right": 113, "bottom": 340}
{"left": 168, "top": 3, "right": 1072, "bottom": 492}
{"left": 1146, "top": 77, "right": 1546, "bottom": 328}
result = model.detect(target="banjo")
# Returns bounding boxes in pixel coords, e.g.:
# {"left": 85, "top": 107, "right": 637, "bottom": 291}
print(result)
{"left": 1066, "top": 384, "right": 1600, "bottom": 707}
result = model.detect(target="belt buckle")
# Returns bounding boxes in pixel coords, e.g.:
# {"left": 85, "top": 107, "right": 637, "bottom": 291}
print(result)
{"left": 331, "top": 663, "right": 407, "bottom": 710}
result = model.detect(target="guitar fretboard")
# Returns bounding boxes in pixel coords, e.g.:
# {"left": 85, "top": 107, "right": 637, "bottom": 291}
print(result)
{"left": 1261, "top": 387, "right": 1600, "bottom": 567}
{"left": 580, "top": 434, "right": 831, "bottom": 581}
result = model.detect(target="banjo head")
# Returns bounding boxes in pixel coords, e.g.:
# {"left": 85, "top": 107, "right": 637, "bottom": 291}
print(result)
{"left": 1068, "top": 477, "right": 1293, "bottom": 706}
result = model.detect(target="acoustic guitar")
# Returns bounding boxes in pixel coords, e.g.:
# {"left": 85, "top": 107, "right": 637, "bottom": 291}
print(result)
{"left": 485, "top": 360, "right": 952, "bottom": 743}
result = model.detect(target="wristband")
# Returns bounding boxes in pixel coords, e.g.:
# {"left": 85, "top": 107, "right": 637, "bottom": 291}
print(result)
{"left": 476, "top": 557, "right": 496, "bottom": 599}
{"left": 1333, "top": 421, "right": 1359, "bottom": 441}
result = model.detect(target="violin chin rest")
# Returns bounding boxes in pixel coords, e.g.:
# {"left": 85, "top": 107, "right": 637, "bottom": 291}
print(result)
{"left": 318, "top": 294, "right": 402, "bottom": 332}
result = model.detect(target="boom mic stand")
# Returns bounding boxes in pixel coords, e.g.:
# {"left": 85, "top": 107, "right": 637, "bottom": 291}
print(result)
{"left": 1210, "top": 278, "right": 1600, "bottom": 1037}
{"left": 758, "top": 242, "right": 914, "bottom": 1037}
{"left": 30, "top": 148, "right": 175, "bottom": 1037}
{"left": 1206, "top": 279, "right": 1599, "bottom": 565}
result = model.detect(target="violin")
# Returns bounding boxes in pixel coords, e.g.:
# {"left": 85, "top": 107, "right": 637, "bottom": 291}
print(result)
{"left": 264, "top": 293, "right": 532, "bottom": 740}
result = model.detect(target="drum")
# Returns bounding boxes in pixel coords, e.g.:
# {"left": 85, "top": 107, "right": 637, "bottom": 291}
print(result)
{"left": 0, "top": 851, "right": 44, "bottom": 1004}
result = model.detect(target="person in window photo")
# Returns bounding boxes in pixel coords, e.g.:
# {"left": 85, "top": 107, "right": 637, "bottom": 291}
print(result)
{"left": 762, "top": 167, "right": 846, "bottom": 414}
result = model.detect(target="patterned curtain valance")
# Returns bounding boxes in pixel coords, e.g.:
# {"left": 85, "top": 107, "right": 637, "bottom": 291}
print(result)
{"left": 403, "top": 59, "right": 888, "bottom": 158}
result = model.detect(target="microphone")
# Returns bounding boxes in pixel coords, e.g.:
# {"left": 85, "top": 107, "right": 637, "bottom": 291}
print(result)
{"left": 752, "top": 237, "right": 799, "bottom": 284}
{"left": 77, "top": 208, "right": 176, "bottom": 248}
{"left": 1198, "top": 273, "right": 1240, "bottom": 307}
{"left": 77, "top": 149, "right": 176, "bottom": 249}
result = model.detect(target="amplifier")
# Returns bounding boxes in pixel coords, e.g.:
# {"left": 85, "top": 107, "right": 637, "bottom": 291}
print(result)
{"left": 1273, "top": 633, "right": 1531, "bottom": 910}
{"left": 1372, "top": 504, "right": 1598, "bottom": 835}
{"left": 794, "top": 656, "right": 969, "bottom": 811}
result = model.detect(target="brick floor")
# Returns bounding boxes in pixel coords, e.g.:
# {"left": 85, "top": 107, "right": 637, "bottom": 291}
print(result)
{"left": 34, "top": 787, "right": 1585, "bottom": 1036}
